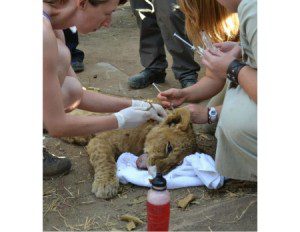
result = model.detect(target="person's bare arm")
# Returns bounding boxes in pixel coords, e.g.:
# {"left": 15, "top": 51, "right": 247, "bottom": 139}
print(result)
{"left": 186, "top": 104, "right": 222, "bottom": 124}
{"left": 43, "top": 25, "right": 119, "bottom": 137}
{"left": 54, "top": 29, "right": 66, "bottom": 43}
{"left": 158, "top": 69, "right": 225, "bottom": 108}
{"left": 54, "top": 29, "right": 132, "bottom": 113}
{"left": 202, "top": 50, "right": 257, "bottom": 104}
{"left": 78, "top": 90, "right": 132, "bottom": 112}
{"left": 238, "top": 66, "right": 257, "bottom": 103}
{"left": 183, "top": 69, "right": 226, "bottom": 102}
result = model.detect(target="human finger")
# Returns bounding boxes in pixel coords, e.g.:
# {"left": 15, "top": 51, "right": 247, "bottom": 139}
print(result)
{"left": 201, "top": 54, "right": 212, "bottom": 70}
{"left": 152, "top": 104, "right": 167, "bottom": 118}
{"left": 157, "top": 93, "right": 168, "bottom": 101}
{"left": 148, "top": 108, "right": 164, "bottom": 122}
{"left": 160, "top": 100, "right": 171, "bottom": 108}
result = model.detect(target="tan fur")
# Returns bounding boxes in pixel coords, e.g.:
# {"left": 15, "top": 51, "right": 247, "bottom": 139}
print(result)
{"left": 63, "top": 108, "right": 197, "bottom": 199}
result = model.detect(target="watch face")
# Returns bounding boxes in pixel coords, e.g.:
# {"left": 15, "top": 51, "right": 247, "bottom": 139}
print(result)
{"left": 209, "top": 109, "right": 217, "bottom": 117}
{"left": 209, "top": 107, "right": 218, "bottom": 124}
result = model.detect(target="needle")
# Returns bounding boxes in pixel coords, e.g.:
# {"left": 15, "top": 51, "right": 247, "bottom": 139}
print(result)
{"left": 152, "top": 83, "right": 161, "bottom": 93}
{"left": 152, "top": 83, "right": 175, "bottom": 110}
{"left": 173, "top": 33, "right": 204, "bottom": 56}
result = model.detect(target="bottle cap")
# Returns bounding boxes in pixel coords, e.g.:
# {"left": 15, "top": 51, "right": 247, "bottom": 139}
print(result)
{"left": 150, "top": 173, "right": 167, "bottom": 191}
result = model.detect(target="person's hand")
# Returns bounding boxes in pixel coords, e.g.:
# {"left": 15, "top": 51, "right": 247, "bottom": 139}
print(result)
{"left": 201, "top": 49, "right": 236, "bottom": 80}
{"left": 114, "top": 104, "right": 166, "bottom": 129}
{"left": 150, "top": 103, "right": 167, "bottom": 118}
{"left": 214, "top": 41, "right": 242, "bottom": 58}
{"left": 132, "top": 100, "right": 167, "bottom": 118}
{"left": 157, "top": 88, "right": 186, "bottom": 108}
{"left": 185, "top": 104, "right": 208, "bottom": 124}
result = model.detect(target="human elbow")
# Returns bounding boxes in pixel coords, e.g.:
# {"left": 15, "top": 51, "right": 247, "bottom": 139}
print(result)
{"left": 46, "top": 122, "right": 67, "bottom": 138}
{"left": 47, "top": 127, "right": 65, "bottom": 138}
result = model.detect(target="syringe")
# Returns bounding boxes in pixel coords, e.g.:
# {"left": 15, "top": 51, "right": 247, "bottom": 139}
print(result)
{"left": 152, "top": 83, "right": 175, "bottom": 110}
{"left": 200, "top": 31, "right": 219, "bottom": 53}
{"left": 173, "top": 33, "right": 204, "bottom": 56}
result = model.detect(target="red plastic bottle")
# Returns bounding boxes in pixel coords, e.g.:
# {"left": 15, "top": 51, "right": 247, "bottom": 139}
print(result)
{"left": 147, "top": 173, "right": 170, "bottom": 231}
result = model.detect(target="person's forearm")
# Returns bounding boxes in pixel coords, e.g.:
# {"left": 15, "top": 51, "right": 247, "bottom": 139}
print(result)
{"left": 238, "top": 66, "right": 257, "bottom": 103}
{"left": 78, "top": 90, "right": 131, "bottom": 113}
{"left": 47, "top": 114, "right": 118, "bottom": 137}
{"left": 184, "top": 76, "right": 226, "bottom": 103}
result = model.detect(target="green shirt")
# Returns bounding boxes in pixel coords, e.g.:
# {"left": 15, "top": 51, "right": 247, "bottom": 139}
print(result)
{"left": 238, "top": 0, "right": 257, "bottom": 68}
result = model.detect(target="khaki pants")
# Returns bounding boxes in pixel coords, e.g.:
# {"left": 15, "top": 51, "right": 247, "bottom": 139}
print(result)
{"left": 201, "top": 82, "right": 228, "bottom": 135}
{"left": 215, "top": 85, "right": 257, "bottom": 181}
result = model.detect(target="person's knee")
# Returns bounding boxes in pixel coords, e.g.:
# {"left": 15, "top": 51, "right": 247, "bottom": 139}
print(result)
{"left": 62, "top": 76, "right": 83, "bottom": 112}
{"left": 220, "top": 115, "right": 255, "bottom": 146}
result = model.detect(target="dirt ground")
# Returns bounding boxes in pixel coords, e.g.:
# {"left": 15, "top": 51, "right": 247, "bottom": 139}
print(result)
{"left": 43, "top": 3, "right": 257, "bottom": 231}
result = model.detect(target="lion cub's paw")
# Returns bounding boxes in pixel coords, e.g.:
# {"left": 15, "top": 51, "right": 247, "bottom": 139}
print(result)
{"left": 91, "top": 177, "right": 119, "bottom": 199}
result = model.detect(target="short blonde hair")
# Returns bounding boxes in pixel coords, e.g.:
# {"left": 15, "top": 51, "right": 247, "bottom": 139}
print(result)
{"left": 178, "top": 0, "right": 239, "bottom": 46}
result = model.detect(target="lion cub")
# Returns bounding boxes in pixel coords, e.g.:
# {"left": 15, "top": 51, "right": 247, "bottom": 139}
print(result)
{"left": 64, "top": 108, "right": 197, "bottom": 199}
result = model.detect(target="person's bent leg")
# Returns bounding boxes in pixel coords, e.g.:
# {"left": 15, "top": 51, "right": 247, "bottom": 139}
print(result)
{"left": 128, "top": 0, "right": 167, "bottom": 89}
{"left": 155, "top": 0, "right": 200, "bottom": 88}
{"left": 215, "top": 86, "right": 257, "bottom": 181}
{"left": 61, "top": 76, "right": 83, "bottom": 113}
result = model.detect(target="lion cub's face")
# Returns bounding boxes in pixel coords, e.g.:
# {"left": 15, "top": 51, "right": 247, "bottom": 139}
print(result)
{"left": 144, "top": 108, "right": 197, "bottom": 174}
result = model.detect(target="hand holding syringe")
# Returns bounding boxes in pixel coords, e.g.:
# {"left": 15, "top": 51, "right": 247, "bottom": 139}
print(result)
{"left": 152, "top": 83, "right": 175, "bottom": 111}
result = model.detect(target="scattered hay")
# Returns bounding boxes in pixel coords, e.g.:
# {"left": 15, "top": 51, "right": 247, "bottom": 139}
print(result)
{"left": 63, "top": 186, "right": 74, "bottom": 198}
{"left": 130, "top": 196, "right": 147, "bottom": 205}
{"left": 120, "top": 214, "right": 144, "bottom": 224}
{"left": 80, "top": 200, "right": 95, "bottom": 205}
{"left": 126, "top": 221, "right": 136, "bottom": 231}
{"left": 120, "top": 214, "right": 144, "bottom": 231}
{"left": 52, "top": 226, "right": 60, "bottom": 231}
{"left": 205, "top": 200, "right": 257, "bottom": 224}
{"left": 177, "top": 193, "right": 197, "bottom": 209}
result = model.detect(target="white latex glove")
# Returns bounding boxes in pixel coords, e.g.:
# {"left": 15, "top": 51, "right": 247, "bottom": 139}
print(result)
{"left": 132, "top": 100, "right": 167, "bottom": 118}
{"left": 131, "top": 99, "right": 151, "bottom": 108}
{"left": 114, "top": 105, "right": 166, "bottom": 129}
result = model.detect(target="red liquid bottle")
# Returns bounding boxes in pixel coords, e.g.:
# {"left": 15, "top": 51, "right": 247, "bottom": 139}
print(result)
{"left": 147, "top": 173, "right": 170, "bottom": 231}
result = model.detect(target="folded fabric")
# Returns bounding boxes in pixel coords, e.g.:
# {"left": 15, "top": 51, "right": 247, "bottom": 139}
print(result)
{"left": 116, "top": 152, "right": 224, "bottom": 190}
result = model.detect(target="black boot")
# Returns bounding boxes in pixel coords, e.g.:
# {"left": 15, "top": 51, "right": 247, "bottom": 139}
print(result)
{"left": 43, "top": 148, "right": 71, "bottom": 177}
{"left": 180, "top": 76, "right": 198, "bottom": 88}
{"left": 128, "top": 69, "right": 166, "bottom": 89}
{"left": 71, "top": 60, "right": 84, "bottom": 73}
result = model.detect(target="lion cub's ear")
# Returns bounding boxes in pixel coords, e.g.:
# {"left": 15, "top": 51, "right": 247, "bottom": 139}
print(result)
{"left": 164, "top": 107, "right": 191, "bottom": 131}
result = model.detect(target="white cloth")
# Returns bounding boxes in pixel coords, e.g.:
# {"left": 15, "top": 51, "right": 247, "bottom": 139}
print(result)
{"left": 69, "top": 26, "right": 77, "bottom": 33}
{"left": 117, "top": 152, "right": 225, "bottom": 189}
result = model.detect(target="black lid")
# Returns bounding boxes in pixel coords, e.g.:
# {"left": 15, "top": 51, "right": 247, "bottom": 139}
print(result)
{"left": 150, "top": 173, "right": 167, "bottom": 191}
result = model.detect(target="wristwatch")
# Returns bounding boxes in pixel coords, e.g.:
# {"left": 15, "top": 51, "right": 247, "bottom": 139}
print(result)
{"left": 208, "top": 107, "right": 218, "bottom": 124}
{"left": 226, "top": 59, "right": 247, "bottom": 86}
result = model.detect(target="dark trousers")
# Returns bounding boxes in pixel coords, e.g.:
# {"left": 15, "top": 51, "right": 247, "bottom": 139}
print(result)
{"left": 63, "top": 29, "right": 85, "bottom": 63}
{"left": 130, "top": 0, "right": 200, "bottom": 81}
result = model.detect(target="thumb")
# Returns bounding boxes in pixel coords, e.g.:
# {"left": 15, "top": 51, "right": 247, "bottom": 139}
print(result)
{"left": 214, "top": 42, "right": 223, "bottom": 48}
{"left": 149, "top": 112, "right": 164, "bottom": 122}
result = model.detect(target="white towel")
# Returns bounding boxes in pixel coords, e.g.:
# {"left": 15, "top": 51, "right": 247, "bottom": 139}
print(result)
{"left": 116, "top": 152, "right": 224, "bottom": 189}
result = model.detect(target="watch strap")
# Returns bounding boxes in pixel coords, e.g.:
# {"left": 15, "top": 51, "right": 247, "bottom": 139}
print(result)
{"left": 226, "top": 59, "right": 247, "bottom": 85}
